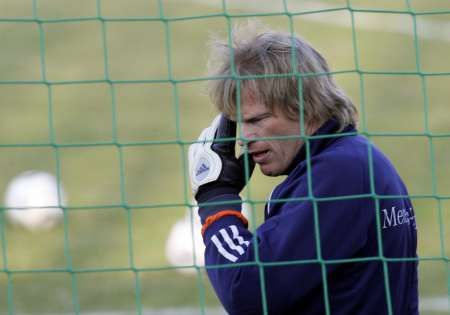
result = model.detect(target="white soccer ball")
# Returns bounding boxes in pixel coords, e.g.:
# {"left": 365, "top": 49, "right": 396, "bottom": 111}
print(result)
{"left": 4, "top": 171, "right": 67, "bottom": 231}
{"left": 165, "top": 205, "right": 205, "bottom": 275}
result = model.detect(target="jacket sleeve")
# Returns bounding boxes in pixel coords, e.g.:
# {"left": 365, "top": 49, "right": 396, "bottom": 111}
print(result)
{"left": 202, "top": 153, "right": 372, "bottom": 314}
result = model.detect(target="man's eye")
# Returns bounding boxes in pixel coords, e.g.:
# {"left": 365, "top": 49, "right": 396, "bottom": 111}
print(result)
{"left": 250, "top": 115, "right": 269, "bottom": 124}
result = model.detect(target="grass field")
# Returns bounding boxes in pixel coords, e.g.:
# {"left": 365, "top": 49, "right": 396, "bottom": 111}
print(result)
{"left": 0, "top": 0, "right": 449, "bottom": 314}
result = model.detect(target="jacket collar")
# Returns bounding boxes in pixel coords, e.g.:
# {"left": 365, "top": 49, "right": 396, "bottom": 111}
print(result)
{"left": 283, "top": 119, "right": 357, "bottom": 175}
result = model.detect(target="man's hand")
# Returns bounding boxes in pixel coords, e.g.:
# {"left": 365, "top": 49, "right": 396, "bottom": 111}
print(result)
{"left": 188, "top": 114, "right": 255, "bottom": 203}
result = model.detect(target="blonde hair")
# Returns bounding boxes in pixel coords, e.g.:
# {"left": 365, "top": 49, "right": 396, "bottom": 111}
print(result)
{"left": 207, "top": 22, "right": 358, "bottom": 131}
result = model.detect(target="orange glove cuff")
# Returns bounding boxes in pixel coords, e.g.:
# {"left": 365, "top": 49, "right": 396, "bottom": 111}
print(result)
{"left": 201, "top": 210, "right": 248, "bottom": 236}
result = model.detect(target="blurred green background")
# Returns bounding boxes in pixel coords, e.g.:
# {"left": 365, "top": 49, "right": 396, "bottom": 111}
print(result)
{"left": 0, "top": 0, "right": 449, "bottom": 314}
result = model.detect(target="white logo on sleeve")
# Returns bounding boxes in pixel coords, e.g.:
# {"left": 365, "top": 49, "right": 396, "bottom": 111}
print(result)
{"left": 381, "top": 206, "right": 416, "bottom": 230}
{"left": 210, "top": 225, "right": 250, "bottom": 262}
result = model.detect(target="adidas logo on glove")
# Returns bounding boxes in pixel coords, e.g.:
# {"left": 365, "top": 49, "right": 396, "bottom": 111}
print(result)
{"left": 195, "top": 159, "right": 211, "bottom": 181}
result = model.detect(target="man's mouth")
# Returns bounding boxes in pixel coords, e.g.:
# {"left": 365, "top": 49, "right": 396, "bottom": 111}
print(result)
{"left": 251, "top": 150, "right": 270, "bottom": 163}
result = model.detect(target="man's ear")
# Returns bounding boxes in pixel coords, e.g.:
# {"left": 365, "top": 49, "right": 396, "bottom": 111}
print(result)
{"left": 305, "top": 120, "right": 322, "bottom": 136}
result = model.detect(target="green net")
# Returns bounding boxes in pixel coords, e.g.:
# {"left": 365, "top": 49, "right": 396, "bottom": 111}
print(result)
{"left": 0, "top": 0, "right": 449, "bottom": 314}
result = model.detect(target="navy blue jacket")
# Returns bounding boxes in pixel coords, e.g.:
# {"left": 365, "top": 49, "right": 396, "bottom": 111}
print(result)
{"left": 200, "top": 120, "right": 419, "bottom": 315}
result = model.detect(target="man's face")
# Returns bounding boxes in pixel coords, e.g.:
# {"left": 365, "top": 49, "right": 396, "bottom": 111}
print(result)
{"left": 236, "top": 89, "right": 304, "bottom": 176}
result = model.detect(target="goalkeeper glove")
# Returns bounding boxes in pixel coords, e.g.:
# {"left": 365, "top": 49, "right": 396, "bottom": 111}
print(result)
{"left": 188, "top": 114, "right": 255, "bottom": 222}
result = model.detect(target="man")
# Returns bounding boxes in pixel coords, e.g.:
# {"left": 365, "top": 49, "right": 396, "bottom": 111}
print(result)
{"left": 188, "top": 24, "right": 418, "bottom": 315}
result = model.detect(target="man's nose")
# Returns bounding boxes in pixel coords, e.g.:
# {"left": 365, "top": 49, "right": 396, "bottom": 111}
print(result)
{"left": 237, "top": 124, "right": 254, "bottom": 147}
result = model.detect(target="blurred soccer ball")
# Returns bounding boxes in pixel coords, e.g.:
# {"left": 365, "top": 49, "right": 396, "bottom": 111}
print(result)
{"left": 4, "top": 171, "right": 67, "bottom": 231}
{"left": 165, "top": 205, "right": 205, "bottom": 275}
